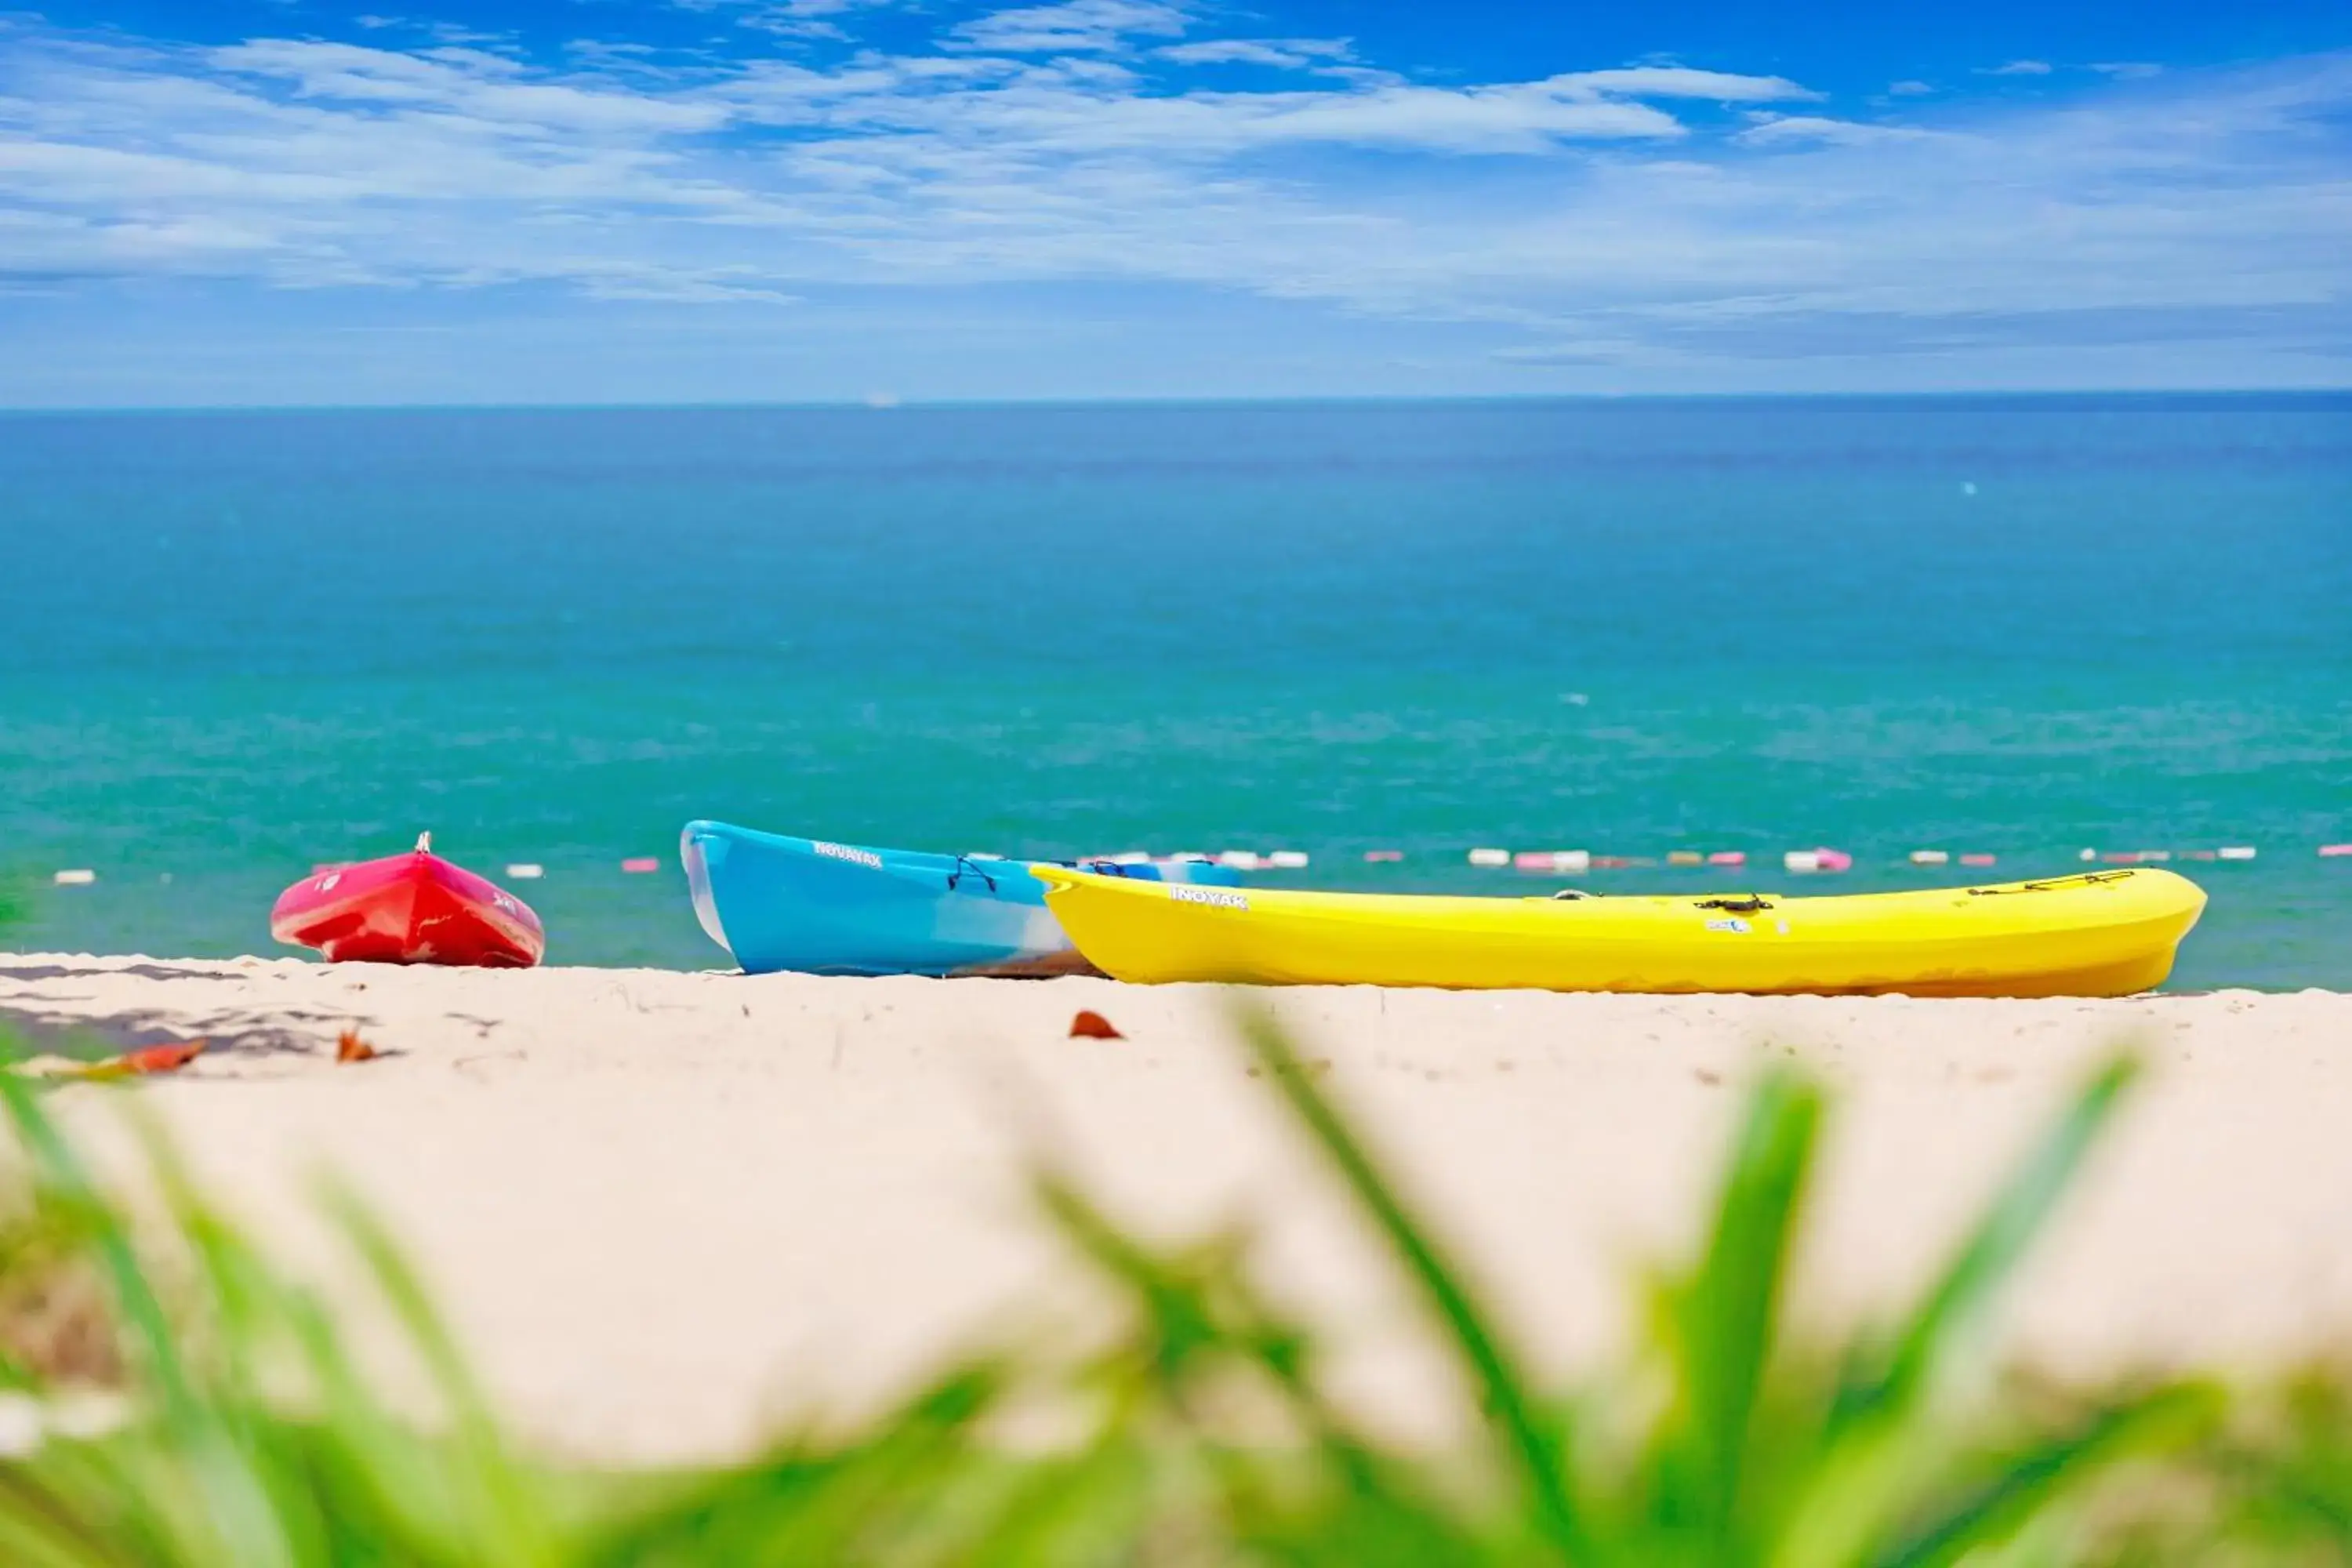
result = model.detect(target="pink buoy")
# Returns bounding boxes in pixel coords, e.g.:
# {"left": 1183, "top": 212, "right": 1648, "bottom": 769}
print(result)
{"left": 1707, "top": 851, "right": 1746, "bottom": 867}
{"left": 2321, "top": 844, "right": 2352, "bottom": 858}
{"left": 1363, "top": 849, "right": 1404, "bottom": 863}
{"left": 1813, "top": 848, "right": 1853, "bottom": 873}
{"left": 1959, "top": 853, "right": 1996, "bottom": 868}
{"left": 621, "top": 857, "right": 661, "bottom": 874}
{"left": 1513, "top": 851, "right": 1554, "bottom": 871}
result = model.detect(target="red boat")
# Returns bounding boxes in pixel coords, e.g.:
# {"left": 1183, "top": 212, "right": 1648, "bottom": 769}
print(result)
{"left": 270, "top": 834, "right": 545, "bottom": 967}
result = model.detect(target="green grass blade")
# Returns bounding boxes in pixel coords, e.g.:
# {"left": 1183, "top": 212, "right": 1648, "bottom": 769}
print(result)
{"left": 318, "top": 1184, "right": 559, "bottom": 1567}
{"left": 1033, "top": 1170, "right": 1229, "bottom": 1385}
{"left": 578, "top": 1364, "right": 1004, "bottom": 1566}
{"left": 1874, "top": 1054, "right": 2140, "bottom": 1417}
{"left": 954, "top": 1432, "right": 1153, "bottom": 1568}
{"left": 0, "top": 1071, "right": 298, "bottom": 1566}
{"left": 0, "top": 1462, "right": 147, "bottom": 1568}
{"left": 1653, "top": 1066, "right": 1823, "bottom": 1542}
{"left": 1044, "top": 1167, "right": 1505, "bottom": 1563}
{"left": 1774, "top": 1053, "right": 2147, "bottom": 1568}
{"left": 1871, "top": 1382, "right": 2220, "bottom": 1568}
{"left": 1234, "top": 1006, "right": 1584, "bottom": 1563}
{"left": 0, "top": 1076, "right": 187, "bottom": 1418}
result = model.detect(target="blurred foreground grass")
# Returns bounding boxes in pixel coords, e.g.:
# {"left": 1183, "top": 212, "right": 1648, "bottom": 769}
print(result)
{"left": 0, "top": 1011, "right": 2344, "bottom": 1565}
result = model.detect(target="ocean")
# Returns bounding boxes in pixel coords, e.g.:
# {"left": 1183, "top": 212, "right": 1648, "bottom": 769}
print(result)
{"left": 2, "top": 396, "right": 2347, "bottom": 987}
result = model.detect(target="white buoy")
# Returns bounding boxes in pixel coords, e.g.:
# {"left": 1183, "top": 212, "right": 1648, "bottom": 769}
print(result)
{"left": 506, "top": 864, "right": 545, "bottom": 880}
{"left": 1468, "top": 848, "right": 1510, "bottom": 868}
{"left": 1909, "top": 849, "right": 1951, "bottom": 866}
{"left": 1783, "top": 850, "right": 1821, "bottom": 873}
{"left": 1108, "top": 851, "right": 1152, "bottom": 865}
{"left": 1265, "top": 850, "right": 1309, "bottom": 869}
{"left": 2079, "top": 848, "right": 2098, "bottom": 862}
{"left": 2217, "top": 846, "right": 2257, "bottom": 862}
{"left": 1214, "top": 850, "right": 1263, "bottom": 871}
{"left": 1552, "top": 850, "right": 1592, "bottom": 873}
{"left": 52, "top": 869, "right": 96, "bottom": 887}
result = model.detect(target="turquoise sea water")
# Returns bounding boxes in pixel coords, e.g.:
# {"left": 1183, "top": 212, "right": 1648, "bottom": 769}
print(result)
{"left": 2, "top": 397, "right": 2347, "bottom": 986}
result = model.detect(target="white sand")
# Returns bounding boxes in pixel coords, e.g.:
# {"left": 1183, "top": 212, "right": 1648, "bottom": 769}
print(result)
{"left": 4, "top": 953, "right": 2350, "bottom": 1464}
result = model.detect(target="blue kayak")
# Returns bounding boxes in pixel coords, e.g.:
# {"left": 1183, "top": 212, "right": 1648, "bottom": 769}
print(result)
{"left": 679, "top": 819, "right": 1244, "bottom": 977}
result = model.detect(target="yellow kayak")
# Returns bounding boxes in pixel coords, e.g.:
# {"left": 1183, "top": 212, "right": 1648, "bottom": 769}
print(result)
{"left": 1030, "top": 866, "right": 2207, "bottom": 998}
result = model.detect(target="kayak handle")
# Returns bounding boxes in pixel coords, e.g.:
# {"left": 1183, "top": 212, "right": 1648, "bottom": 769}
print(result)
{"left": 1696, "top": 895, "right": 1774, "bottom": 914}
{"left": 1968, "top": 871, "right": 2132, "bottom": 895}
{"left": 946, "top": 855, "right": 999, "bottom": 893}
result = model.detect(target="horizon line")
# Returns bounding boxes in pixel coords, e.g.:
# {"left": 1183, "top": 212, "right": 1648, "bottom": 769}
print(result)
{"left": 3, "top": 387, "right": 2348, "bottom": 417}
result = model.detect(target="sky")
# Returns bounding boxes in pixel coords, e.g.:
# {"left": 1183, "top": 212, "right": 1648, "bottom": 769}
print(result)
{"left": 1, "top": 0, "right": 2348, "bottom": 405}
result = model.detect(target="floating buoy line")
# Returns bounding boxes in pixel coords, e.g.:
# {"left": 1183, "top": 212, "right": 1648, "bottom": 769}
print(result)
{"left": 35, "top": 840, "right": 2345, "bottom": 889}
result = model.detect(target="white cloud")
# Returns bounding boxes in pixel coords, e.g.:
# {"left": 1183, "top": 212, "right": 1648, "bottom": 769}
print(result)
{"left": 0, "top": 17, "right": 2345, "bottom": 382}
{"left": 671, "top": 0, "right": 899, "bottom": 43}
{"left": 1155, "top": 38, "right": 1352, "bottom": 71}
{"left": 1887, "top": 79, "right": 1933, "bottom": 96}
{"left": 1737, "top": 114, "right": 1944, "bottom": 147}
{"left": 1548, "top": 67, "right": 1818, "bottom": 102}
{"left": 707, "top": 49, "right": 1714, "bottom": 154}
{"left": 1308, "top": 82, "right": 1683, "bottom": 148}
{"left": 2091, "top": 62, "right": 2163, "bottom": 81}
{"left": 738, "top": 1, "right": 887, "bottom": 42}
{"left": 204, "top": 39, "right": 730, "bottom": 132}
{"left": 1985, "top": 60, "right": 2054, "bottom": 77}
{"left": 571, "top": 261, "right": 797, "bottom": 302}
{"left": 946, "top": 0, "right": 1189, "bottom": 54}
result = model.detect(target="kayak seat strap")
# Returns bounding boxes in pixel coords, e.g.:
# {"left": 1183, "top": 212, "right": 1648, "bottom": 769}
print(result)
{"left": 946, "top": 855, "right": 999, "bottom": 893}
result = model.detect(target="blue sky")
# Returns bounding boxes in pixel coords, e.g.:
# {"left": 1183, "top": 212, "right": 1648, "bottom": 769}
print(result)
{"left": 2, "top": 0, "right": 2347, "bottom": 404}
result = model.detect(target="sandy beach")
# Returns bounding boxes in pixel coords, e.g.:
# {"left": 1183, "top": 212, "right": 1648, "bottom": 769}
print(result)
{"left": 3, "top": 952, "right": 2350, "bottom": 1465}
